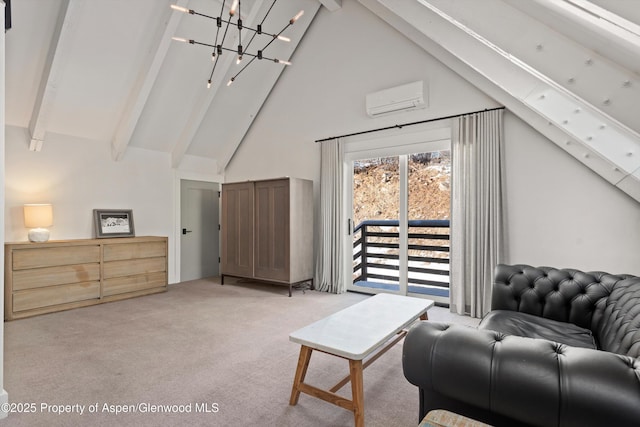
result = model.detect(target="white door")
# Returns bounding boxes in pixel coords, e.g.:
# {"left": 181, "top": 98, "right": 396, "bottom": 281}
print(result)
{"left": 180, "top": 180, "right": 220, "bottom": 282}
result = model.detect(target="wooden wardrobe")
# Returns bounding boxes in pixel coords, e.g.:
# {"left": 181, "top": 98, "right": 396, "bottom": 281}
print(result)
{"left": 220, "top": 177, "right": 314, "bottom": 296}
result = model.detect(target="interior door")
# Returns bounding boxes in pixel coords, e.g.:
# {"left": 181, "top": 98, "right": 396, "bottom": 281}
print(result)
{"left": 180, "top": 179, "right": 220, "bottom": 282}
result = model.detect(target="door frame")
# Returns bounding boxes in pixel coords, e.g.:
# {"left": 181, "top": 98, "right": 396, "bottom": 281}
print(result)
{"left": 342, "top": 125, "right": 451, "bottom": 296}
{"left": 173, "top": 171, "right": 223, "bottom": 284}
{"left": 180, "top": 179, "right": 221, "bottom": 281}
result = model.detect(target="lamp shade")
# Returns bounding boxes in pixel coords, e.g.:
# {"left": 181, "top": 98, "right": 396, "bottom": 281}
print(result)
{"left": 24, "top": 204, "right": 53, "bottom": 228}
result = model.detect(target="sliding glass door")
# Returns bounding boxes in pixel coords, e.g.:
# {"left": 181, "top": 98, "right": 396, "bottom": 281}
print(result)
{"left": 345, "top": 139, "right": 451, "bottom": 304}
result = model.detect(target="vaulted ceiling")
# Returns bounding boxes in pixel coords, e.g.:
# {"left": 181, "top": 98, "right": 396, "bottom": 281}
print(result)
{"left": 5, "top": 0, "right": 324, "bottom": 172}
{"left": 5, "top": 0, "right": 640, "bottom": 201}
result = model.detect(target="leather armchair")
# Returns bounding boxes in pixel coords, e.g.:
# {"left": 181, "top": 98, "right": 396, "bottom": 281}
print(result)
{"left": 403, "top": 264, "right": 640, "bottom": 427}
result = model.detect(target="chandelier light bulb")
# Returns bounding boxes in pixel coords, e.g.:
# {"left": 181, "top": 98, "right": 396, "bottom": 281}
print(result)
{"left": 207, "top": 80, "right": 212, "bottom": 89}
{"left": 278, "top": 59, "right": 292, "bottom": 66}
{"left": 291, "top": 10, "right": 304, "bottom": 24}
{"left": 277, "top": 35, "right": 291, "bottom": 42}
{"left": 227, "top": 78, "right": 235, "bottom": 87}
{"left": 230, "top": 0, "right": 239, "bottom": 16}
{"left": 237, "top": 55, "right": 243, "bottom": 64}
{"left": 172, "top": 36, "right": 188, "bottom": 43}
{"left": 170, "top": 5, "right": 190, "bottom": 13}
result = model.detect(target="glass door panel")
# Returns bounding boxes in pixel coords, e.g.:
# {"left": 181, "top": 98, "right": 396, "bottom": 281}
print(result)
{"left": 407, "top": 151, "right": 451, "bottom": 303}
{"left": 351, "top": 156, "right": 401, "bottom": 293}
{"left": 346, "top": 145, "right": 451, "bottom": 304}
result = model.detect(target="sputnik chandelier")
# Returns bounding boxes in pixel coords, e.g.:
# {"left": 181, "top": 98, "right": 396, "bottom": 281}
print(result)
{"left": 171, "top": 0, "right": 304, "bottom": 89}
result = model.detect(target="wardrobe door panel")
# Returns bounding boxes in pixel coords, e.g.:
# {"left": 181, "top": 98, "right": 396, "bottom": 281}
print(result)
{"left": 254, "top": 179, "right": 290, "bottom": 282}
{"left": 221, "top": 182, "right": 255, "bottom": 277}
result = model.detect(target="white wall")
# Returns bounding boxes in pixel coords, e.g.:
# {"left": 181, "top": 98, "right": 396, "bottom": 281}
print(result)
{"left": 224, "top": 1, "right": 496, "bottom": 183}
{"left": 226, "top": 1, "right": 640, "bottom": 276}
{"left": 503, "top": 113, "right": 640, "bottom": 275}
{"left": 4, "top": 126, "right": 178, "bottom": 282}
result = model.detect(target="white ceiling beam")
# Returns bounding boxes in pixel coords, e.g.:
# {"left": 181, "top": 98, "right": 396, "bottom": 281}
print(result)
{"left": 170, "top": 0, "right": 268, "bottom": 169}
{"left": 358, "top": 0, "right": 640, "bottom": 203}
{"left": 318, "top": 0, "right": 342, "bottom": 12}
{"left": 111, "top": 0, "right": 188, "bottom": 161}
{"left": 505, "top": 0, "right": 640, "bottom": 75}
{"left": 28, "top": 0, "right": 82, "bottom": 152}
{"left": 215, "top": 3, "right": 322, "bottom": 174}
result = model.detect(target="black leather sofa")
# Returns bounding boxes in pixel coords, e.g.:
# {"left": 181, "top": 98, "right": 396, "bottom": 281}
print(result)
{"left": 403, "top": 264, "right": 640, "bottom": 427}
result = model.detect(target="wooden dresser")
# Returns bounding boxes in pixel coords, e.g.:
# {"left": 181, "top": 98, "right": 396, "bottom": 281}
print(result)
{"left": 4, "top": 236, "right": 168, "bottom": 320}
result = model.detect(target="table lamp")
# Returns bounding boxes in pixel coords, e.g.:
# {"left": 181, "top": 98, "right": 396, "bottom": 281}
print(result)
{"left": 24, "top": 204, "right": 53, "bottom": 242}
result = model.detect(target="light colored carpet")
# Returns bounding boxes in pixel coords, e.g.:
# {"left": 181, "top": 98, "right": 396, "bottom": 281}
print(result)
{"left": 2, "top": 278, "right": 479, "bottom": 427}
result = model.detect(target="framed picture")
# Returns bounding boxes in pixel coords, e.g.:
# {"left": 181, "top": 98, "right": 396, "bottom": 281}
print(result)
{"left": 93, "top": 209, "right": 135, "bottom": 238}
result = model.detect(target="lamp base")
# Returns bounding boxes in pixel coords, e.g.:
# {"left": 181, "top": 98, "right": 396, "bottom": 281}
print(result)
{"left": 28, "top": 228, "right": 50, "bottom": 243}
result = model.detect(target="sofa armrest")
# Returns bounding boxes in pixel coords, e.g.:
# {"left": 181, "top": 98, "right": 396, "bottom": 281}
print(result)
{"left": 403, "top": 322, "right": 640, "bottom": 427}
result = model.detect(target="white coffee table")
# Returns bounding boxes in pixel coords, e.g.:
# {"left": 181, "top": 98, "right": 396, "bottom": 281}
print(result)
{"left": 289, "top": 293, "right": 434, "bottom": 427}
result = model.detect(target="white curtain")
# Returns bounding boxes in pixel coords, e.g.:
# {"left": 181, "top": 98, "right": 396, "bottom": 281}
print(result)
{"left": 450, "top": 109, "right": 504, "bottom": 318}
{"left": 315, "top": 138, "right": 345, "bottom": 293}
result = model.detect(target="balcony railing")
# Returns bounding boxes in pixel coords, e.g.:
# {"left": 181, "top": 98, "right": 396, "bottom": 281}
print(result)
{"left": 352, "top": 219, "right": 450, "bottom": 297}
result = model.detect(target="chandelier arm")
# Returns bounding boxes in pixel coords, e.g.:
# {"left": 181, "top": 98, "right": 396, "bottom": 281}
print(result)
{"left": 214, "top": 0, "right": 226, "bottom": 48}
{"left": 191, "top": 40, "right": 238, "bottom": 55}
{"left": 229, "top": 49, "right": 287, "bottom": 84}
{"left": 208, "top": 55, "right": 220, "bottom": 87}
{"left": 243, "top": 32, "right": 258, "bottom": 54}
{"left": 189, "top": 10, "right": 280, "bottom": 38}
{"left": 256, "top": 22, "right": 291, "bottom": 55}
{"left": 232, "top": 55, "right": 258, "bottom": 80}
{"left": 237, "top": 1, "right": 242, "bottom": 52}
{"left": 259, "top": 0, "right": 278, "bottom": 26}
{"left": 242, "top": 0, "right": 278, "bottom": 54}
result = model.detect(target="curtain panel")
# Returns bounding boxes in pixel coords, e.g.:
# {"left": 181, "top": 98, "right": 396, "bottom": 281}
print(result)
{"left": 450, "top": 109, "right": 505, "bottom": 318}
{"left": 315, "top": 138, "right": 345, "bottom": 293}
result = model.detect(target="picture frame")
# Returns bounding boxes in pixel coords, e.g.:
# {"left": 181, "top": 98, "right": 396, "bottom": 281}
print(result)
{"left": 93, "top": 209, "right": 135, "bottom": 238}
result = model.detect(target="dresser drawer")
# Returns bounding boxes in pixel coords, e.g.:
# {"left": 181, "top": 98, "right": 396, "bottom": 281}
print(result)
{"left": 103, "top": 271, "right": 167, "bottom": 297}
{"left": 12, "top": 245, "right": 100, "bottom": 270}
{"left": 103, "top": 241, "right": 166, "bottom": 262}
{"left": 103, "top": 257, "right": 166, "bottom": 279}
{"left": 13, "top": 281, "right": 100, "bottom": 312}
{"left": 13, "top": 263, "right": 100, "bottom": 291}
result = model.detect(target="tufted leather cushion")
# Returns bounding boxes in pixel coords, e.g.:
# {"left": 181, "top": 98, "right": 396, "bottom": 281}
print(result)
{"left": 593, "top": 277, "right": 640, "bottom": 358}
{"left": 491, "top": 265, "right": 629, "bottom": 329}
{"left": 479, "top": 310, "right": 597, "bottom": 349}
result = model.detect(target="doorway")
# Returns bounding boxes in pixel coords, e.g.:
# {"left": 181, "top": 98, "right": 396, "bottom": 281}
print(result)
{"left": 180, "top": 179, "right": 220, "bottom": 282}
{"left": 346, "top": 143, "right": 451, "bottom": 305}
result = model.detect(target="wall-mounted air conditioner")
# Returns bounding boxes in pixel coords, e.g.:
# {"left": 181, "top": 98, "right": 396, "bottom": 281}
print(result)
{"left": 365, "top": 80, "right": 427, "bottom": 117}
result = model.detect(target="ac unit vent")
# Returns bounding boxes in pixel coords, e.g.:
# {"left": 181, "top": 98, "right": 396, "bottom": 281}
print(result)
{"left": 366, "top": 81, "right": 427, "bottom": 117}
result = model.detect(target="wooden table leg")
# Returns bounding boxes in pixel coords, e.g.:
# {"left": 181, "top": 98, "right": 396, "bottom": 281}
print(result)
{"left": 420, "top": 311, "right": 429, "bottom": 320}
{"left": 349, "top": 359, "right": 365, "bottom": 427}
{"left": 290, "top": 345, "right": 313, "bottom": 405}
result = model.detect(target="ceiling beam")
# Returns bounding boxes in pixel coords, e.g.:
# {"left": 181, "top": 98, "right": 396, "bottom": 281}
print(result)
{"left": 318, "top": 0, "right": 342, "bottom": 12}
{"left": 215, "top": 3, "right": 322, "bottom": 174}
{"left": 28, "top": 0, "right": 81, "bottom": 152}
{"left": 505, "top": 0, "right": 640, "bottom": 75}
{"left": 111, "top": 0, "right": 188, "bottom": 161}
{"left": 170, "top": 0, "right": 268, "bottom": 169}
{"left": 358, "top": 0, "right": 640, "bottom": 203}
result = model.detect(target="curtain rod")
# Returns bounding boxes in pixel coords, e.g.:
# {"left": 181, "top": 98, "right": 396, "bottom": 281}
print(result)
{"left": 314, "top": 106, "right": 505, "bottom": 143}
